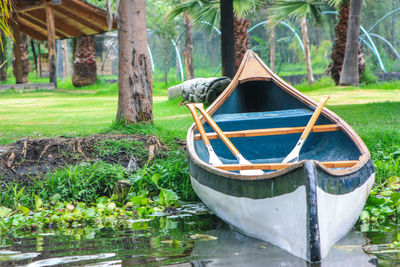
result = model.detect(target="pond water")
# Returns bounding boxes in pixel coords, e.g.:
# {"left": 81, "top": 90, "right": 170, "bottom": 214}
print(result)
{"left": 0, "top": 203, "right": 395, "bottom": 266}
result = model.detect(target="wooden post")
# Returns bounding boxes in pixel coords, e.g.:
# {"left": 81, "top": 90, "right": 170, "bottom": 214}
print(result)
{"left": 30, "top": 39, "right": 38, "bottom": 76}
{"left": 38, "top": 42, "right": 42, "bottom": 78}
{"left": 12, "top": 24, "right": 23, "bottom": 84}
{"left": 61, "top": 39, "right": 69, "bottom": 78}
{"left": 46, "top": 4, "right": 57, "bottom": 87}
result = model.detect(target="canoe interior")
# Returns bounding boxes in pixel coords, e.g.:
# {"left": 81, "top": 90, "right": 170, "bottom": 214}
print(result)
{"left": 193, "top": 80, "right": 361, "bottom": 169}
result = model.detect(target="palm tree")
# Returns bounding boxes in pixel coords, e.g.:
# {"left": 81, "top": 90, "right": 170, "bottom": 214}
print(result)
{"left": 169, "top": 0, "right": 261, "bottom": 74}
{"left": 71, "top": 36, "right": 97, "bottom": 87}
{"left": 269, "top": 0, "right": 327, "bottom": 84}
{"left": 335, "top": 0, "right": 364, "bottom": 85}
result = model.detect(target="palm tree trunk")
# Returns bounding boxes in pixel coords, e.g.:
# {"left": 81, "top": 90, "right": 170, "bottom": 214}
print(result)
{"left": 116, "top": 0, "right": 153, "bottom": 124}
{"left": 12, "top": 32, "right": 31, "bottom": 84}
{"left": 269, "top": 24, "right": 276, "bottom": 72}
{"left": 327, "top": 1, "right": 349, "bottom": 85}
{"left": 300, "top": 17, "right": 314, "bottom": 84}
{"left": 233, "top": 15, "right": 250, "bottom": 70}
{"left": 220, "top": 0, "right": 235, "bottom": 78}
{"left": 0, "top": 33, "right": 8, "bottom": 81}
{"left": 339, "top": 0, "right": 363, "bottom": 85}
{"left": 72, "top": 36, "right": 97, "bottom": 87}
{"left": 184, "top": 13, "right": 194, "bottom": 79}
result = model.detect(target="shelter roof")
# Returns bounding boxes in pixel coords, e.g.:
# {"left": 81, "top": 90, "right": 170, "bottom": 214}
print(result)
{"left": 13, "top": 0, "right": 117, "bottom": 40}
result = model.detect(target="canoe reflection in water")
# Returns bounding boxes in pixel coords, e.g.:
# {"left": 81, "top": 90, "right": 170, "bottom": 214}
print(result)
{"left": 191, "top": 224, "right": 377, "bottom": 267}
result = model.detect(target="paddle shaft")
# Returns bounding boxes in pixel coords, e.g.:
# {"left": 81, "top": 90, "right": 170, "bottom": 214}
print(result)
{"left": 186, "top": 104, "right": 222, "bottom": 165}
{"left": 299, "top": 96, "right": 330, "bottom": 142}
{"left": 187, "top": 104, "right": 212, "bottom": 147}
{"left": 191, "top": 103, "right": 240, "bottom": 157}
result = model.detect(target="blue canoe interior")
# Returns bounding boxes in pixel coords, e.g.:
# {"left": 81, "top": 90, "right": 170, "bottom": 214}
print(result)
{"left": 193, "top": 80, "right": 361, "bottom": 171}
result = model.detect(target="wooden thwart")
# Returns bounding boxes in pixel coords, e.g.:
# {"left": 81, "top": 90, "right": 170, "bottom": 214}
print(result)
{"left": 214, "top": 160, "right": 358, "bottom": 171}
{"left": 194, "top": 124, "right": 340, "bottom": 140}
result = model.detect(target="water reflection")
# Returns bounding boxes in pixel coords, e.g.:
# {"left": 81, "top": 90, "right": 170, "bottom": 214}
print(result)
{"left": 191, "top": 225, "right": 377, "bottom": 267}
{"left": 0, "top": 204, "right": 383, "bottom": 266}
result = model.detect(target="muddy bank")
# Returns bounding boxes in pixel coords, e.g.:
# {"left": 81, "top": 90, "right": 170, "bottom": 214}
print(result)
{"left": 0, "top": 134, "right": 169, "bottom": 184}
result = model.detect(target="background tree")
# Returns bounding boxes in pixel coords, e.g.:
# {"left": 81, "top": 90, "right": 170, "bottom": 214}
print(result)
{"left": 169, "top": 0, "right": 262, "bottom": 76}
{"left": 269, "top": 0, "right": 327, "bottom": 84}
{"left": 148, "top": 0, "right": 178, "bottom": 84}
{"left": 116, "top": 0, "right": 153, "bottom": 124}
{"left": 184, "top": 12, "right": 195, "bottom": 79}
{"left": 0, "top": 33, "right": 8, "bottom": 81}
{"left": 72, "top": 36, "right": 97, "bottom": 87}
{"left": 327, "top": 0, "right": 364, "bottom": 85}
{"left": 339, "top": 0, "right": 363, "bottom": 85}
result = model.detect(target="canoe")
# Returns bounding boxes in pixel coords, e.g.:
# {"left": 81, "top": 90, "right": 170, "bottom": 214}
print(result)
{"left": 186, "top": 50, "right": 374, "bottom": 262}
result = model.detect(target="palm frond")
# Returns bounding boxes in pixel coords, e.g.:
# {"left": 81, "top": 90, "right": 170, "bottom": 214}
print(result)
{"left": 269, "top": 0, "right": 323, "bottom": 24}
{"left": 0, "top": 0, "right": 14, "bottom": 50}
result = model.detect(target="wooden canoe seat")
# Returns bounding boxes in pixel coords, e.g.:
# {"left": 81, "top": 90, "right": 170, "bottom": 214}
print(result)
{"left": 203, "top": 108, "right": 325, "bottom": 133}
{"left": 214, "top": 160, "right": 358, "bottom": 171}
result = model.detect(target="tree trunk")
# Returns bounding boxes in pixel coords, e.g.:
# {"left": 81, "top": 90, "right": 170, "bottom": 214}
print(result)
{"left": 220, "top": 0, "right": 235, "bottom": 78}
{"left": 233, "top": 15, "right": 250, "bottom": 70}
{"left": 184, "top": 13, "right": 194, "bottom": 79}
{"left": 72, "top": 36, "right": 97, "bottom": 87}
{"left": 0, "top": 33, "right": 8, "bottom": 81}
{"left": 339, "top": 0, "right": 363, "bottom": 85}
{"left": 269, "top": 24, "right": 276, "bottom": 72}
{"left": 327, "top": 0, "right": 364, "bottom": 85}
{"left": 12, "top": 31, "right": 31, "bottom": 84}
{"left": 116, "top": 0, "right": 153, "bottom": 124}
{"left": 300, "top": 17, "right": 314, "bottom": 84}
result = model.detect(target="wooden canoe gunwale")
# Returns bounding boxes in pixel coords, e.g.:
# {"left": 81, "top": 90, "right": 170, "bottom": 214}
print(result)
{"left": 187, "top": 50, "right": 370, "bottom": 178}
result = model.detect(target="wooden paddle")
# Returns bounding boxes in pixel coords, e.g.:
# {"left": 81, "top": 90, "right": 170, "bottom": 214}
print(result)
{"left": 186, "top": 104, "right": 223, "bottom": 165}
{"left": 282, "top": 96, "right": 330, "bottom": 163}
{"left": 190, "top": 103, "right": 264, "bottom": 176}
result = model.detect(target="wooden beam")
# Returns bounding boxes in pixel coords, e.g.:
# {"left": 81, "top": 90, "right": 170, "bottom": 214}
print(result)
{"left": 53, "top": 5, "right": 105, "bottom": 34}
{"left": 194, "top": 124, "right": 340, "bottom": 140}
{"left": 46, "top": 4, "right": 57, "bottom": 86}
{"left": 17, "top": 22, "right": 47, "bottom": 41}
{"left": 61, "top": 0, "right": 109, "bottom": 29}
{"left": 17, "top": 16, "right": 64, "bottom": 40}
{"left": 214, "top": 160, "right": 359, "bottom": 171}
{"left": 19, "top": 11, "right": 69, "bottom": 39}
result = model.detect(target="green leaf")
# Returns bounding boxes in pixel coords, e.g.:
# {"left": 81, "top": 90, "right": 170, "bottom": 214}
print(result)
{"left": 0, "top": 207, "right": 11, "bottom": 218}
{"left": 50, "top": 194, "right": 61, "bottom": 205}
{"left": 158, "top": 189, "right": 179, "bottom": 207}
{"left": 34, "top": 195, "right": 43, "bottom": 211}
{"left": 17, "top": 205, "right": 30, "bottom": 216}
{"left": 390, "top": 192, "right": 400, "bottom": 204}
{"left": 388, "top": 176, "right": 400, "bottom": 185}
{"left": 367, "top": 196, "right": 386, "bottom": 206}
{"left": 151, "top": 173, "right": 161, "bottom": 188}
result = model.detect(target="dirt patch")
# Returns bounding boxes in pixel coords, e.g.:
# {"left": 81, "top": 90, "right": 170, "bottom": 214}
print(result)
{"left": 0, "top": 134, "right": 168, "bottom": 184}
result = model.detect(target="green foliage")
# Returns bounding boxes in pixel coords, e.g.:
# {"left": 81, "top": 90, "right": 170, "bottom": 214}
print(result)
{"left": 360, "top": 67, "right": 378, "bottom": 85}
{"left": 95, "top": 139, "right": 148, "bottom": 163}
{"left": 359, "top": 176, "right": 400, "bottom": 229}
{"left": 128, "top": 149, "right": 195, "bottom": 201}
{"left": 36, "top": 161, "right": 126, "bottom": 203}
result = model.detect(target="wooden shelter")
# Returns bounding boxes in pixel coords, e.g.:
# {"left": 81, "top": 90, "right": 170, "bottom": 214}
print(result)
{"left": 11, "top": 0, "right": 117, "bottom": 87}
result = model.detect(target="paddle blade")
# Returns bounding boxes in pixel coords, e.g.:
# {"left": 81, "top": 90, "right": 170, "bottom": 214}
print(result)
{"left": 237, "top": 154, "right": 264, "bottom": 175}
{"left": 282, "top": 142, "right": 301, "bottom": 163}
{"left": 207, "top": 145, "right": 223, "bottom": 165}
